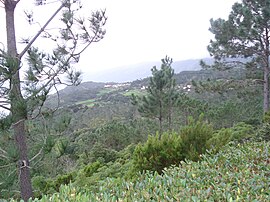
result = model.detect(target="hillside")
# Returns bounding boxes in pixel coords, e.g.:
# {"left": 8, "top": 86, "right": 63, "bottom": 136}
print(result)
{"left": 46, "top": 66, "right": 246, "bottom": 108}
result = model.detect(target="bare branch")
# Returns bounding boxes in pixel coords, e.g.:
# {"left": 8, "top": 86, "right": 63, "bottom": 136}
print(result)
{"left": 0, "top": 100, "right": 10, "bottom": 104}
{"left": 29, "top": 146, "right": 43, "bottom": 162}
{"left": 18, "top": 1, "right": 67, "bottom": 58}
{"left": 0, "top": 104, "right": 10, "bottom": 111}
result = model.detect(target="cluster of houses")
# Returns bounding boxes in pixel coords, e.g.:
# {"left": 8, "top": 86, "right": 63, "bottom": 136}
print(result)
{"left": 104, "top": 83, "right": 131, "bottom": 88}
{"left": 104, "top": 82, "right": 192, "bottom": 93}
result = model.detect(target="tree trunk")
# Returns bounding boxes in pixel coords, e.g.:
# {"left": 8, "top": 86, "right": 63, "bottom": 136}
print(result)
{"left": 158, "top": 99, "right": 163, "bottom": 139}
{"left": 13, "top": 119, "right": 33, "bottom": 201}
{"left": 5, "top": 1, "right": 33, "bottom": 201}
{"left": 264, "top": 66, "right": 270, "bottom": 113}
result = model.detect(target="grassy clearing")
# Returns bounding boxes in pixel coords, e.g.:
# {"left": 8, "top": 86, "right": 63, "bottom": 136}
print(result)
{"left": 76, "top": 99, "right": 96, "bottom": 107}
{"left": 123, "top": 89, "right": 146, "bottom": 97}
{"left": 97, "top": 88, "right": 116, "bottom": 96}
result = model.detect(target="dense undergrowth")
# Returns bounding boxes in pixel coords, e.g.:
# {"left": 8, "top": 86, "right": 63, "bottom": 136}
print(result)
{"left": 11, "top": 141, "right": 269, "bottom": 201}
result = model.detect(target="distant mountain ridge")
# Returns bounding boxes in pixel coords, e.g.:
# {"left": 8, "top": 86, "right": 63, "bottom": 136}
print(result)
{"left": 83, "top": 58, "right": 213, "bottom": 82}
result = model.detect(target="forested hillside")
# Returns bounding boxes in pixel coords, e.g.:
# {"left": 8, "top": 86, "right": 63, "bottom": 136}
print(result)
{"left": 1, "top": 0, "right": 270, "bottom": 201}
{"left": 1, "top": 61, "right": 269, "bottom": 201}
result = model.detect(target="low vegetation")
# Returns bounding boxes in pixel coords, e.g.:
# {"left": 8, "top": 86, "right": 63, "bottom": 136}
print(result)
{"left": 13, "top": 141, "right": 269, "bottom": 202}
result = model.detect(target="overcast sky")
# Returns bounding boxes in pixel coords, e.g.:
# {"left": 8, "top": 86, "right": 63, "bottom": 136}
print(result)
{"left": 0, "top": 0, "right": 238, "bottom": 76}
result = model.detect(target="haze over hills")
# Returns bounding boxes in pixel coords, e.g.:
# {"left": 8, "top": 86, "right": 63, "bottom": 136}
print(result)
{"left": 82, "top": 58, "right": 214, "bottom": 83}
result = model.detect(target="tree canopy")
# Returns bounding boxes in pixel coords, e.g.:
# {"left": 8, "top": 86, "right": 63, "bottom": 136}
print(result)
{"left": 207, "top": 0, "right": 270, "bottom": 113}
{"left": 131, "top": 56, "right": 178, "bottom": 137}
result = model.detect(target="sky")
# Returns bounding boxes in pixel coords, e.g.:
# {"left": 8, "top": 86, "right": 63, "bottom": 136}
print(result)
{"left": 0, "top": 0, "right": 239, "bottom": 78}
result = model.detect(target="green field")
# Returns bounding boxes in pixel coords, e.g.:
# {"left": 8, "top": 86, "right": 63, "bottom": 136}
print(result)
{"left": 76, "top": 99, "right": 96, "bottom": 107}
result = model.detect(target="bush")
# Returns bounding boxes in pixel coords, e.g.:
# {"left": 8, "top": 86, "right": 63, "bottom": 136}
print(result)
{"left": 133, "top": 116, "right": 214, "bottom": 174}
{"left": 54, "top": 173, "right": 74, "bottom": 191}
{"left": 230, "top": 122, "right": 254, "bottom": 141}
{"left": 207, "top": 122, "right": 255, "bottom": 154}
{"left": 180, "top": 116, "right": 213, "bottom": 161}
{"left": 133, "top": 132, "right": 184, "bottom": 174}
{"left": 83, "top": 161, "right": 103, "bottom": 177}
{"left": 32, "top": 172, "right": 75, "bottom": 197}
{"left": 255, "top": 123, "right": 270, "bottom": 141}
{"left": 207, "top": 128, "right": 232, "bottom": 153}
{"left": 89, "top": 143, "right": 117, "bottom": 163}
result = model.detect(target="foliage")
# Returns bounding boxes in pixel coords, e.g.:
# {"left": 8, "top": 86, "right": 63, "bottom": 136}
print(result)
{"left": 255, "top": 123, "right": 270, "bottom": 141}
{"left": 91, "top": 121, "right": 138, "bottom": 151}
{"left": 176, "top": 93, "right": 208, "bottom": 125}
{"left": 133, "top": 132, "right": 184, "bottom": 174}
{"left": 133, "top": 116, "right": 215, "bottom": 174}
{"left": 88, "top": 143, "right": 117, "bottom": 163}
{"left": 180, "top": 116, "right": 214, "bottom": 161}
{"left": 83, "top": 161, "right": 103, "bottom": 177}
{"left": 263, "top": 110, "right": 270, "bottom": 123}
{"left": 23, "top": 141, "right": 270, "bottom": 202}
{"left": 32, "top": 172, "right": 74, "bottom": 198}
{"left": 206, "top": 0, "right": 270, "bottom": 112}
{"left": 207, "top": 128, "right": 232, "bottom": 153}
{"left": 0, "top": 115, "right": 12, "bottom": 131}
{"left": 192, "top": 75, "right": 263, "bottom": 128}
{"left": 73, "top": 144, "right": 135, "bottom": 190}
{"left": 230, "top": 122, "right": 255, "bottom": 141}
{"left": 207, "top": 122, "right": 255, "bottom": 154}
{"left": 131, "top": 56, "right": 179, "bottom": 135}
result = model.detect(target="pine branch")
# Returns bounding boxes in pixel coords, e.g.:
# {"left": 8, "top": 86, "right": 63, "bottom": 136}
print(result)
{"left": 0, "top": 163, "right": 14, "bottom": 169}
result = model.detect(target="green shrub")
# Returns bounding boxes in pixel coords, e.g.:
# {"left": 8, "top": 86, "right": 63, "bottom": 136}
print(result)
{"left": 207, "top": 122, "right": 255, "bottom": 154}
{"left": 180, "top": 116, "right": 213, "bottom": 161}
{"left": 83, "top": 161, "right": 102, "bottom": 177}
{"left": 89, "top": 143, "right": 117, "bottom": 163}
{"left": 207, "top": 128, "right": 232, "bottom": 153}
{"left": 263, "top": 110, "right": 270, "bottom": 123}
{"left": 32, "top": 176, "right": 47, "bottom": 196}
{"left": 32, "top": 176, "right": 59, "bottom": 196}
{"left": 133, "top": 132, "right": 184, "bottom": 174}
{"left": 54, "top": 173, "right": 74, "bottom": 191}
{"left": 133, "top": 116, "right": 214, "bottom": 174}
{"left": 230, "top": 122, "right": 254, "bottom": 141}
{"left": 255, "top": 123, "right": 270, "bottom": 141}
{"left": 74, "top": 147, "right": 135, "bottom": 189}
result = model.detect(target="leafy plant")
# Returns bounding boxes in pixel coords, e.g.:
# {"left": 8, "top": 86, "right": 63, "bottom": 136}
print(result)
{"left": 133, "top": 132, "right": 184, "bottom": 174}
{"left": 28, "top": 141, "right": 270, "bottom": 202}
{"left": 180, "top": 116, "right": 213, "bottom": 161}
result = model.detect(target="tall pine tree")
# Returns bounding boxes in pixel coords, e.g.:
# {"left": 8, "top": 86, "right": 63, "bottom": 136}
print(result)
{"left": 132, "top": 56, "right": 178, "bottom": 138}
{"left": 0, "top": 0, "right": 107, "bottom": 200}
{"left": 205, "top": 0, "right": 270, "bottom": 113}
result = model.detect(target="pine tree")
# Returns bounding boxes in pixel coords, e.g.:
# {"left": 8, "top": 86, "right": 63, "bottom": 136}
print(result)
{"left": 131, "top": 56, "right": 178, "bottom": 138}
{"left": 0, "top": 0, "right": 107, "bottom": 200}
{"left": 205, "top": 0, "right": 270, "bottom": 113}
